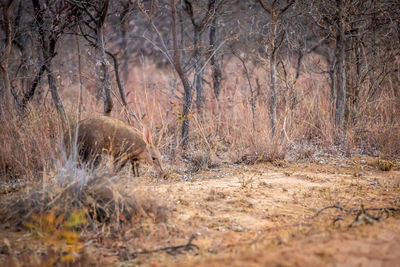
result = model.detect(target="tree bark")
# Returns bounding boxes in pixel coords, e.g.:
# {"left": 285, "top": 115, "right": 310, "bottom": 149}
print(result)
{"left": 209, "top": 16, "right": 222, "bottom": 100}
{"left": 334, "top": 0, "right": 347, "bottom": 132}
{"left": 268, "top": 23, "right": 278, "bottom": 136}
{"left": 328, "top": 53, "right": 336, "bottom": 120}
{"left": 0, "top": 0, "right": 14, "bottom": 116}
{"left": 368, "top": 18, "right": 377, "bottom": 100}
{"left": 120, "top": 3, "right": 130, "bottom": 83}
{"left": 96, "top": 0, "right": 113, "bottom": 116}
{"left": 171, "top": 0, "right": 193, "bottom": 148}
{"left": 193, "top": 26, "right": 205, "bottom": 118}
{"left": 178, "top": 0, "right": 186, "bottom": 61}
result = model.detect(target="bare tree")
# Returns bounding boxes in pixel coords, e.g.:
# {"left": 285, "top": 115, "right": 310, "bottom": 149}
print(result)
{"left": 31, "top": 0, "right": 72, "bottom": 128}
{"left": 95, "top": 0, "right": 113, "bottom": 115}
{"left": 308, "top": 0, "right": 384, "bottom": 135}
{"left": 182, "top": 0, "right": 222, "bottom": 117}
{"left": 256, "top": 0, "right": 295, "bottom": 136}
{"left": 171, "top": 0, "right": 193, "bottom": 148}
{"left": 209, "top": 13, "right": 223, "bottom": 100}
{"left": 67, "top": 0, "right": 114, "bottom": 116}
{"left": 333, "top": 0, "right": 347, "bottom": 133}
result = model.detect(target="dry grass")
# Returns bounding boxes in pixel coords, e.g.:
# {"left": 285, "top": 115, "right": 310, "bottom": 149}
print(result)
{"left": 0, "top": 156, "right": 168, "bottom": 232}
{"left": 90, "top": 58, "right": 398, "bottom": 164}
{"left": 0, "top": 150, "right": 169, "bottom": 265}
{"left": 1, "top": 56, "right": 398, "bottom": 187}
{"left": 0, "top": 108, "right": 61, "bottom": 183}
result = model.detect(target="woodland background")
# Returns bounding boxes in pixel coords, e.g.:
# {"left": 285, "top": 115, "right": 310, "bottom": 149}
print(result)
{"left": 0, "top": 0, "right": 399, "bottom": 181}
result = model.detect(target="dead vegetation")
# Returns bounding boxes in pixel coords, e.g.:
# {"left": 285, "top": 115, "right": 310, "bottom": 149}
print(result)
{"left": 0, "top": 157, "right": 168, "bottom": 233}
{"left": 0, "top": 109, "right": 60, "bottom": 183}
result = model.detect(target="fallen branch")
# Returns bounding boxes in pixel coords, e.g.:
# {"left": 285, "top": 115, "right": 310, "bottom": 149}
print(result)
{"left": 129, "top": 234, "right": 199, "bottom": 258}
{"left": 315, "top": 204, "right": 345, "bottom": 217}
{"left": 349, "top": 205, "right": 381, "bottom": 227}
{"left": 314, "top": 203, "right": 400, "bottom": 227}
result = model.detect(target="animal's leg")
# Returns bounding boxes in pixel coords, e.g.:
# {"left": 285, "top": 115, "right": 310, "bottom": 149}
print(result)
{"left": 79, "top": 147, "right": 90, "bottom": 164}
{"left": 131, "top": 160, "right": 140, "bottom": 177}
{"left": 79, "top": 147, "right": 99, "bottom": 169}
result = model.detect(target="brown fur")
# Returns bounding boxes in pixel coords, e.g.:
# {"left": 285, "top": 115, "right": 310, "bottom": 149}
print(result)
{"left": 64, "top": 116, "right": 164, "bottom": 177}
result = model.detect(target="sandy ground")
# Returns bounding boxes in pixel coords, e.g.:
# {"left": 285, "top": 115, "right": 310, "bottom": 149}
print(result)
{"left": 1, "top": 159, "right": 400, "bottom": 266}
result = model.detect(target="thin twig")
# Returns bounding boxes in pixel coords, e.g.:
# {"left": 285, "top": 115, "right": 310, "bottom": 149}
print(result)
{"left": 314, "top": 204, "right": 346, "bottom": 217}
{"left": 133, "top": 234, "right": 199, "bottom": 256}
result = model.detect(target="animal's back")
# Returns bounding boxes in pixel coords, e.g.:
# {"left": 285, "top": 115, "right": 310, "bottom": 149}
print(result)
{"left": 65, "top": 116, "right": 145, "bottom": 161}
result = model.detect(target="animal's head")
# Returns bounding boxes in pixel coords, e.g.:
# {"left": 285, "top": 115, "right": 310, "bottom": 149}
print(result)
{"left": 141, "top": 127, "right": 165, "bottom": 178}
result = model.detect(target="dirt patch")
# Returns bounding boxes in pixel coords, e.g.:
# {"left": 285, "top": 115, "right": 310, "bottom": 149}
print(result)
{"left": 186, "top": 220, "right": 400, "bottom": 267}
{"left": 1, "top": 161, "right": 399, "bottom": 266}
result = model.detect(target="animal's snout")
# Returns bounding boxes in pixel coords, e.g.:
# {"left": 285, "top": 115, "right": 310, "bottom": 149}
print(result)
{"left": 156, "top": 168, "right": 166, "bottom": 179}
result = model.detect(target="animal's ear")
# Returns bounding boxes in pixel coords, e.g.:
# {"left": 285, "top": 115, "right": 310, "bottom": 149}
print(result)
{"left": 143, "top": 126, "right": 151, "bottom": 145}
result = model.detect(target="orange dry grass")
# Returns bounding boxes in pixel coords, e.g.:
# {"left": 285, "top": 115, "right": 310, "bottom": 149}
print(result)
{"left": 0, "top": 108, "right": 61, "bottom": 182}
{"left": 58, "top": 56, "right": 399, "bottom": 164}
{"left": 350, "top": 89, "right": 400, "bottom": 157}
{"left": 2, "top": 55, "right": 399, "bottom": 183}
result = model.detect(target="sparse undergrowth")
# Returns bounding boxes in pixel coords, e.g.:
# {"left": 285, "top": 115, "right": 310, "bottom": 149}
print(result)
{"left": 0, "top": 157, "right": 169, "bottom": 265}
{"left": 0, "top": 109, "right": 61, "bottom": 183}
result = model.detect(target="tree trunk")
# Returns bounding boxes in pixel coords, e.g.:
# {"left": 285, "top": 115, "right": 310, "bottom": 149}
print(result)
{"left": 14, "top": 0, "right": 28, "bottom": 93}
{"left": 368, "top": 19, "right": 377, "bottom": 100}
{"left": 96, "top": 0, "right": 113, "bottom": 116}
{"left": 0, "top": 0, "right": 14, "bottom": 116}
{"left": 255, "top": 0, "right": 295, "bottom": 137}
{"left": 120, "top": 7, "right": 130, "bottom": 83}
{"left": 193, "top": 26, "right": 204, "bottom": 118}
{"left": 334, "top": 3, "right": 347, "bottom": 132}
{"left": 232, "top": 50, "right": 256, "bottom": 132}
{"left": 269, "top": 54, "right": 277, "bottom": 136}
{"left": 268, "top": 23, "right": 278, "bottom": 136}
{"left": 195, "top": 67, "right": 204, "bottom": 118}
{"left": 182, "top": 76, "right": 193, "bottom": 147}
{"left": 210, "top": 16, "right": 222, "bottom": 100}
{"left": 178, "top": 0, "right": 186, "bottom": 61}
{"left": 328, "top": 51, "right": 336, "bottom": 120}
{"left": 346, "top": 38, "right": 361, "bottom": 125}
{"left": 171, "top": 0, "right": 193, "bottom": 148}
{"left": 106, "top": 51, "right": 128, "bottom": 107}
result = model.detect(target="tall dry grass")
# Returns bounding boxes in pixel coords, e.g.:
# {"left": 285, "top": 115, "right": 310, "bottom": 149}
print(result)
{"left": 0, "top": 154, "right": 169, "bottom": 265}
{"left": 0, "top": 107, "right": 62, "bottom": 183}
{"left": 112, "top": 58, "right": 399, "bottom": 162}
{"left": 1, "top": 55, "right": 399, "bottom": 183}
{"left": 0, "top": 156, "right": 168, "bottom": 230}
